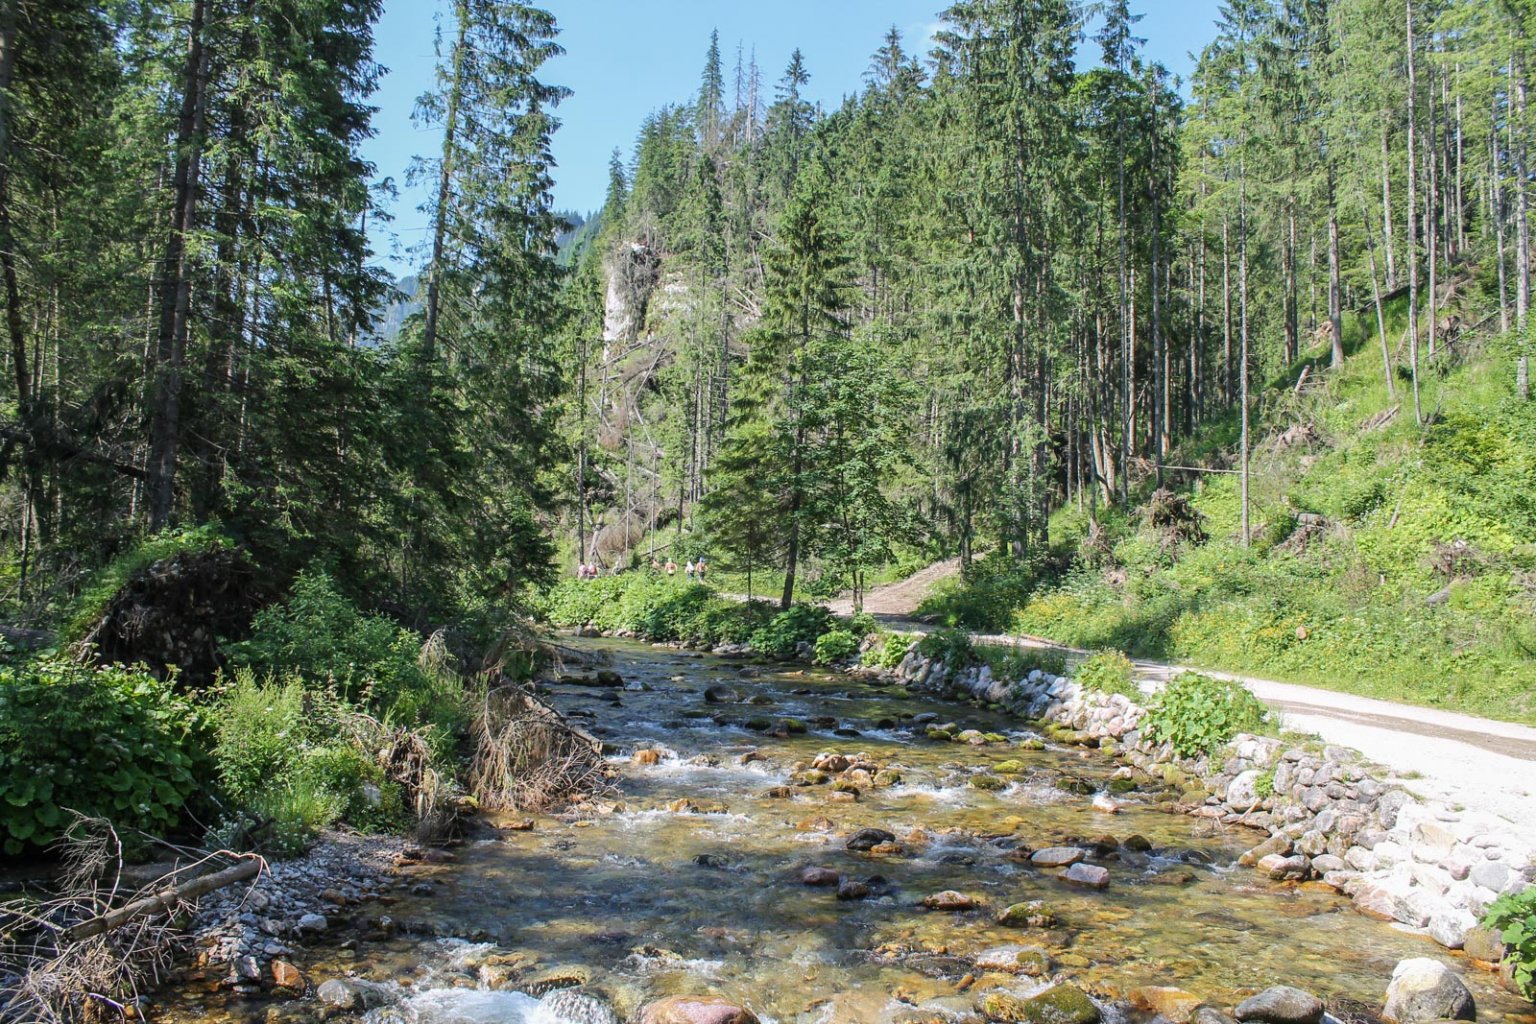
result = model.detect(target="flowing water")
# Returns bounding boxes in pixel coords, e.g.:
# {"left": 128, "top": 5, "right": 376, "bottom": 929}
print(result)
{"left": 163, "top": 638, "right": 1535, "bottom": 1024}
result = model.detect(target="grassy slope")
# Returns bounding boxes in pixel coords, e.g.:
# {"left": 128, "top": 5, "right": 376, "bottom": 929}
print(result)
{"left": 927, "top": 302, "right": 1536, "bottom": 725}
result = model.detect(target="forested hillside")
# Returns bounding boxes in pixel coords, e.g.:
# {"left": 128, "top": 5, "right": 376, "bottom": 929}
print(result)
{"left": 562, "top": 1, "right": 1534, "bottom": 623}
{"left": 1, "top": 0, "right": 1533, "bottom": 694}
{"left": 0, "top": 1, "right": 568, "bottom": 631}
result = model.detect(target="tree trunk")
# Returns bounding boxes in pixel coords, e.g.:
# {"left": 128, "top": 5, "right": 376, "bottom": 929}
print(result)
{"left": 147, "top": 0, "right": 211, "bottom": 529}
{"left": 422, "top": 2, "right": 469, "bottom": 363}
{"left": 1328, "top": 177, "right": 1345, "bottom": 368}
{"left": 1405, "top": 0, "right": 1423, "bottom": 426}
{"left": 1363, "top": 210, "right": 1396, "bottom": 399}
{"left": 1516, "top": 58, "right": 1530, "bottom": 330}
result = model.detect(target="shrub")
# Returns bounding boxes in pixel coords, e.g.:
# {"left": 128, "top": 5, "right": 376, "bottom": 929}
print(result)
{"left": 813, "top": 629, "right": 859, "bottom": 666}
{"left": 231, "top": 569, "right": 430, "bottom": 715}
{"left": 918, "top": 556, "right": 1045, "bottom": 633}
{"left": 213, "top": 670, "right": 309, "bottom": 805}
{"left": 1483, "top": 888, "right": 1536, "bottom": 1000}
{"left": 751, "top": 604, "right": 835, "bottom": 660}
{"left": 1143, "top": 671, "right": 1273, "bottom": 758}
{"left": 210, "top": 671, "right": 405, "bottom": 855}
{"left": 849, "top": 612, "right": 879, "bottom": 636}
{"left": 916, "top": 627, "right": 975, "bottom": 669}
{"left": 0, "top": 659, "right": 207, "bottom": 853}
{"left": 862, "top": 632, "right": 915, "bottom": 670}
{"left": 1076, "top": 650, "right": 1138, "bottom": 698}
{"left": 977, "top": 644, "right": 1068, "bottom": 680}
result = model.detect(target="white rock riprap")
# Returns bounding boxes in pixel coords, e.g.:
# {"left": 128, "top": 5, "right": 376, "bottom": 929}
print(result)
{"left": 880, "top": 640, "right": 1534, "bottom": 955}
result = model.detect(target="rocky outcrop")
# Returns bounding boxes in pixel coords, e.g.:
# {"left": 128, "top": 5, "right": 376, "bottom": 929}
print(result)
{"left": 602, "top": 242, "right": 659, "bottom": 344}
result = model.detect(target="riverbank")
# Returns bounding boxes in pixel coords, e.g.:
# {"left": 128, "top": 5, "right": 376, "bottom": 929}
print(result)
{"left": 863, "top": 636, "right": 1533, "bottom": 972}
{"left": 149, "top": 636, "right": 1536, "bottom": 1023}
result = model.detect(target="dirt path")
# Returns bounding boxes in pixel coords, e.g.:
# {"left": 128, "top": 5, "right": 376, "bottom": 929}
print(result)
{"left": 826, "top": 556, "right": 963, "bottom": 616}
{"left": 838, "top": 564, "right": 1536, "bottom": 830}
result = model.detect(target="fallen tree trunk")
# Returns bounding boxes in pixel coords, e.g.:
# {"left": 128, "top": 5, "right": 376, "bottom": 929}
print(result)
{"left": 63, "top": 856, "right": 262, "bottom": 942}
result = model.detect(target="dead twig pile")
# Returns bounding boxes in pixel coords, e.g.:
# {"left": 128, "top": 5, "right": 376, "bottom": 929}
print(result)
{"left": 0, "top": 817, "right": 262, "bottom": 1024}
{"left": 1144, "top": 488, "right": 1208, "bottom": 551}
{"left": 468, "top": 686, "right": 611, "bottom": 813}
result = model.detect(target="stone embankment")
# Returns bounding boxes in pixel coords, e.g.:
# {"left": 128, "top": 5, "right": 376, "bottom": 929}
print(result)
{"left": 878, "top": 641, "right": 1534, "bottom": 972}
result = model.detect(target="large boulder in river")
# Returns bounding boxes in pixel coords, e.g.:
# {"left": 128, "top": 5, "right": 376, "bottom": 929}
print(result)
{"left": 1382, "top": 959, "right": 1476, "bottom": 1023}
{"left": 1234, "top": 986, "right": 1323, "bottom": 1024}
{"left": 639, "top": 996, "right": 760, "bottom": 1024}
{"left": 1128, "top": 988, "right": 1206, "bottom": 1024}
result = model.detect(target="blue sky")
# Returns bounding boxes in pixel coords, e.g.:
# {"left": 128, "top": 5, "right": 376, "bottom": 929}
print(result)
{"left": 360, "top": 0, "right": 1223, "bottom": 277}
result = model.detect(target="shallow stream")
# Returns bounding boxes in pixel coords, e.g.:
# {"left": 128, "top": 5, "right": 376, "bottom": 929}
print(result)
{"left": 162, "top": 638, "right": 1535, "bottom": 1024}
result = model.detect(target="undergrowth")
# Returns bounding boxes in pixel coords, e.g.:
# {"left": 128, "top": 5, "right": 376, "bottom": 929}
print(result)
{"left": 919, "top": 312, "right": 1536, "bottom": 725}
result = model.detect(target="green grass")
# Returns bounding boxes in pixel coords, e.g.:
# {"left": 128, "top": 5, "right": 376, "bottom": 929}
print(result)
{"left": 923, "top": 306, "right": 1536, "bottom": 726}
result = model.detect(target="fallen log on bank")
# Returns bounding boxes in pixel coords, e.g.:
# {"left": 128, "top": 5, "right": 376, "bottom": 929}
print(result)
{"left": 63, "top": 856, "right": 263, "bottom": 943}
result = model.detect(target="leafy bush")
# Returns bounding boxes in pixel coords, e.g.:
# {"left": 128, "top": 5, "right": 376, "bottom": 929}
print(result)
{"left": 863, "top": 632, "right": 915, "bottom": 670}
{"left": 917, "top": 553, "right": 1046, "bottom": 632}
{"left": 977, "top": 644, "right": 1067, "bottom": 680}
{"left": 0, "top": 659, "right": 207, "bottom": 853}
{"left": 1143, "top": 671, "right": 1273, "bottom": 758}
{"left": 916, "top": 627, "right": 975, "bottom": 668}
{"left": 1076, "top": 650, "right": 1138, "bottom": 698}
{"left": 231, "top": 569, "right": 430, "bottom": 715}
{"left": 1482, "top": 888, "right": 1536, "bottom": 999}
{"left": 813, "top": 629, "right": 859, "bottom": 666}
{"left": 849, "top": 612, "right": 879, "bottom": 636}
{"left": 210, "top": 671, "right": 404, "bottom": 856}
{"left": 751, "top": 604, "right": 835, "bottom": 659}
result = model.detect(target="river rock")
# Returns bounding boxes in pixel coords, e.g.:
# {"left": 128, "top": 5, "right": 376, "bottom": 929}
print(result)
{"left": 1461, "top": 925, "right": 1507, "bottom": 965}
{"left": 1240, "top": 834, "right": 1292, "bottom": 867}
{"left": 639, "top": 996, "right": 760, "bottom": 1024}
{"left": 1427, "top": 904, "right": 1477, "bottom": 950}
{"left": 1227, "top": 769, "right": 1264, "bottom": 807}
{"left": 634, "top": 749, "right": 663, "bottom": 766}
{"left": 315, "top": 978, "right": 392, "bottom": 1012}
{"left": 1381, "top": 958, "right": 1476, "bottom": 1023}
{"left": 847, "top": 828, "right": 897, "bottom": 851}
{"left": 922, "top": 890, "right": 980, "bottom": 911}
{"left": 1234, "top": 986, "right": 1323, "bottom": 1024}
{"left": 542, "top": 989, "right": 622, "bottom": 1024}
{"left": 1193, "top": 1009, "right": 1240, "bottom": 1024}
{"left": 997, "top": 900, "right": 1058, "bottom": 928}
{"left": 1031, "top": 846, "right": 1087, "bottom": 867}
{"left": 270, "top": 960, "right": 304, "bottom": 990}
{"left": 1006, "top": 983, "right": 1101, "bottom": 1024}
{"left": 1129, "top": 987, "right": 1206, "bottom": 1024}
{"left": 837, "top": 880, "right": 870, "bottom": 900}
{"left": 1258, "top": 853, "right": 1311, "bottom": 881}
{"left": 295, "top": 913, "right": 328, "bottom": 934}
{"left": 1061, "top": 863, "right": 1110, "bottom": 889}
{"left": 800, "top": 866, "right": 840, "bottom": 887}
{"left": 974, "top": 944, "right": 1052, "bottom": 976}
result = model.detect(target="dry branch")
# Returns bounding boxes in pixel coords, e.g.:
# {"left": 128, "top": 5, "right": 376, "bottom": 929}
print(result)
{"left": 63, "top": 858, "right": 261, "bottom": 943}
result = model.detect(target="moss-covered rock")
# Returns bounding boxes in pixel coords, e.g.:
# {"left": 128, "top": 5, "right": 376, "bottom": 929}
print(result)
{"left": 1016, "top": 984, "right": 1101, "bottom": 1024}
{"left": 997, "top": 899, "right": 1058, "bottom": 928}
